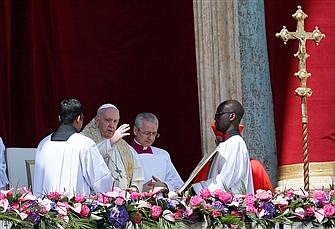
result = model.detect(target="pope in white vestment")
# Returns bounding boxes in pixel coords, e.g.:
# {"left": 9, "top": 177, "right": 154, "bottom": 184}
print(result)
{"left": 81, "top": 104, "right": 144, "bottom": 191}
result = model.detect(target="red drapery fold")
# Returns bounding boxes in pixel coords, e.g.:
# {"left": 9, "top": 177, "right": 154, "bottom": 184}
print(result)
{"left": 0, "top": 1, "right": 202, "bottom": 180}
{"left": 0, "top": 0, "right": 12, "bottom": 143}
{"left": 3, "top": 0, "right": 335, "bottom": 179}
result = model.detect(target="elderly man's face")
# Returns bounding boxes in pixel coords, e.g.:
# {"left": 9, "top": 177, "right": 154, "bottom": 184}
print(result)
{"left": 96, "top": 108, "right": 120, "bottom": 139}
{"left": 134, "top": 120, "right": 159, "bottom": 147}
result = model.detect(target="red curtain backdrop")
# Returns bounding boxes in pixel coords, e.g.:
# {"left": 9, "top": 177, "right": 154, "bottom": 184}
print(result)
{"left": 3, "top": 0, "right": 334, "bottom": 179}
{"left": 0, "top": 0, "right": 12, "bottom": 143}
{"left": 265, "top": 0, "right": 335, "bottom": 166}
{"left": 0, "top": 1, "right": 202, "bottom": 180}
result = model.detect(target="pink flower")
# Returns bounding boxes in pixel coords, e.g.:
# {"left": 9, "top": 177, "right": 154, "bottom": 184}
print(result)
{"left": 74, "top": 194, "right": 86, "bottom": 203}
{"left": 39, "top": 208, "right": 47, "bottom": 214}
{"left": 115, "top": 197, "right": 125, "bottom": 205}
{"left": 244, "top": 195, "right": 257, "bottom": 213}
{"left": 80, "top": 205, "right": 90, "bottom": 218}
{"left": 185, "top": 205, "right": 193, "bottom": 216}
{"left": 312, "top": 190, "right": 327, "bottom": 202}
{"left": 286, "top": 189, "right": 295, "bottom": 198}
{"left": 231, "top": 210, "right": 243, "bottom": 218}
{"left": 19, "top": 192, "right": 36, "bottom": 201}
{"left": 189, "top": 195, "right": 204, "bottom": 207}
{"left": 323, "top": 204, "right": 335, "bottom": 217}
{"left": 11, "top": 202, "right": 19, "bottom": 210}
{"left": 150, "top": 205, "right": 162, "bottom": 219}
{"left": 163, "top": 210, "right": 175, "bottom": 222}
{"left": 104, "top": 187, "right": 126, "bottom": 199}
{"left": 305, "top": 205, "right": 314, "bottom": 216}
{"left": 199, "top": 188, "right": 211, "bottom": 199}
{"left": 14, "top": 211, "right": 28, "bottom": 220}
{"left": 129, "top": 192, "right": 141, "bottom": 200}
{"left": 244, "top": 194, "right": 255, "bottom": 204}
{"left": 130, "top": 211, "right": 142, "bottom": 224}
{"left": 246, "top": 204, "right": 257, "bottom": 213}
{"left": 97, "top": 194, "right": 109, "bottom": 204}
{"left": 211, "top": 210, "right": 222, "bottom": 218}
{"left": 314, "top": 208, "right": 324, "bottom": 223}
{"left": 294, "top": 207, "right": 306, "bottom": 220}
{"left": 18, "top": 187, "right": 31, "bottom": 195}
{"left": 213, "top": 189, "right": 232, "bottom": 203}
{"left": 0, "top": 199, "right": 9, "bottom": 211}
{"left": 329, "top": 190, "right": 335, "bottom": 196}
{"left": 142, "top": 192, "right": 153, "bottom": 198}
{"left": 6, "top": 189, "right": 13, "bottom": 197}
{"left": 271, "top": 194, "right": 288, "bottom": 207}
{"left": 293, "top": 190, "right": 308, "bottom": 198}
{"left": 174, "top": 210, "right": 183, "bottom": 220}
{"left": 204, "top": 203, "right": 211, "bottom": 210}
{"left": 56, "top": 202, "right": 69, "bottom": 215}
{"left": 0, "top": 189, "right": 13, "bottom": 197}
{"left": 255, "top": 190, "right": 272, "bottom": 200}
{"left": 89, "top": 194, "right": 98, "bottom": 200}
{"left": 47, "top": 192, "right": 61, "bottom": 200}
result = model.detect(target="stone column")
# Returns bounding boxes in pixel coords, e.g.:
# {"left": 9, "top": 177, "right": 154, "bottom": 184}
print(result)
{"left": 193, "top": 0, "right": 278, "bottom": 187}
{"left": 238, "top": 0, "right": 277, "bottom": 186}
{"left": 193, "top": 0, "right": 242, "bottom": 155}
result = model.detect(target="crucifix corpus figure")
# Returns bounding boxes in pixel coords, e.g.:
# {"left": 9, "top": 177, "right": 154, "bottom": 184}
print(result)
{"left": 276, "top": 6, "right": 325, "bottom": 191}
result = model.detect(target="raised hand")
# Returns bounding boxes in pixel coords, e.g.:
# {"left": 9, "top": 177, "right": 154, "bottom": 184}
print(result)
{"left": 110, "top": 124, "right": 130, "bottom": 144}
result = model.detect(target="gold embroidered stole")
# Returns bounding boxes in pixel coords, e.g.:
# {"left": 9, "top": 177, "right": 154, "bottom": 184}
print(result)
{"left": 81, "top": 118, "right": 103, "bottom": 143}
{"left": 81, "top": 118, "right": 134, "bottom": 188}
{"left": 115, "top": 139, "right": 134, "bottom": 188}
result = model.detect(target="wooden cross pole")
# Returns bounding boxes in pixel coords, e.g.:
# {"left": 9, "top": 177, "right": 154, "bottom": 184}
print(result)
{"left": 276, "top": 6, "right": 325, "bottom": 191}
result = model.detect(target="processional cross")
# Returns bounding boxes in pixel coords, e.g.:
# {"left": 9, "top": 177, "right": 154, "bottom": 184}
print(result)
{"left": 276, "top": 6, "right": 325, "bottom": 191}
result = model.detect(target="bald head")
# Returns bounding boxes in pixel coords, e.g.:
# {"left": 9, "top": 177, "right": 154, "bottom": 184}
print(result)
{"left": 217, "top": 100, "right": 244, "bottom": 123}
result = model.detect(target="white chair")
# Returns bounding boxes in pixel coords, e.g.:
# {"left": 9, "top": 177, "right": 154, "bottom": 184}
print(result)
{"left": 5, "top": 148, "right": 36, "bottom": 190}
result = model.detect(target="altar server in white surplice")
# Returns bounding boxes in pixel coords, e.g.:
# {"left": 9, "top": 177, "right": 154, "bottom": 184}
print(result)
{"left": 180, "top": 100, "right": 254, "bottom": 195}
{"left": 129, "top": 112, "right": 183, "bottom": 193}
{"left": 0, "top": 137, "right": 9, "bottom": 190}
{"left": 81, "top": 103, "right": 144, "bottom": 193}
{"left": 33, "top": 99, "right": 114, "bottom": 197}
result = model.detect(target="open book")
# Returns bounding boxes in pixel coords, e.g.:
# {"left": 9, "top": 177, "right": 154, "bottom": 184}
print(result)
{"left": 178, "top": 148, "right": 219, "bottom": 193}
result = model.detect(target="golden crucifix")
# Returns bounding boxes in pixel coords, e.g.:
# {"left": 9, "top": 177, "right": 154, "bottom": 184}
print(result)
{"left": 276, "top": 6, "right": 325, "bottom": 191}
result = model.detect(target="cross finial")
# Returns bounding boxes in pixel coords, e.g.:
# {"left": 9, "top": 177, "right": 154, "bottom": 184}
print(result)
{"left": 275, "top": 6, "right": 325, "bottom": 192}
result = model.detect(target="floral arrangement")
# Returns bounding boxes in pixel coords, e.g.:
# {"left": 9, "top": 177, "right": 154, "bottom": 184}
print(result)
{"left": 0, "top": 186, "right": 334, "bottom": 228}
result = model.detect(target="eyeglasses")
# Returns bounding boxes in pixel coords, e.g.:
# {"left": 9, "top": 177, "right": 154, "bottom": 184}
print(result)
{"left": 215, "top": 111, "right": 233, "bottom": 119}
{"left": 137, "top": 128, "right": 160, "bottom": 138}
{"left": 102, "top": 118, "right": 118, "bottom": 125}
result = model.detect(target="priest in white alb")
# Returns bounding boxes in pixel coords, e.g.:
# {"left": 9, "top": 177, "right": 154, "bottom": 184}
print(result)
{"left": 129, "top": 112, "right": 184, "bottom": 193}
{"left": 33, "top": 99, "right": 114, "bottom": 197}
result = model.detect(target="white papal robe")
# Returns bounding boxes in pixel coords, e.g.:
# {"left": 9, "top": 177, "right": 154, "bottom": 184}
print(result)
{"left": 81, "top": 119, "right": 144, "bottom": 191}
{"left": 130, "top": 144, "right": 184, "bottom": 192}
{"left": 33, "top": 132, "right": 114, "bottom": 197}
{"left": 192, "top": 135, "right": 254, "bottom": 195}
